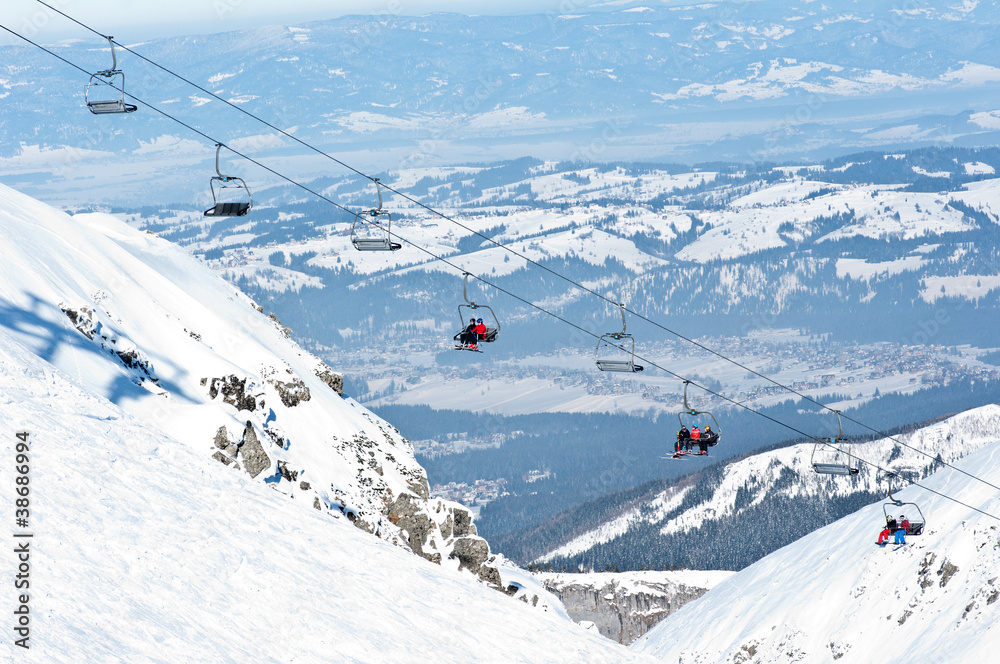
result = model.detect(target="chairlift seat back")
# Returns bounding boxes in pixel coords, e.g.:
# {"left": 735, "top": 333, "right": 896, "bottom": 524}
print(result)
{"left": 352, "top": 237, "right": 401, "bottom": 251}
{"left": 812, "top": 463, "right": 859, "bottom": 476}
{"left": 204, "top": 202, "right": 251, "bottom": 217}
{"left": 87, "top": 99, "right": 137, "bottom": 114}
{"left": 596, "top": 359, "right": 643, "bottom": 373}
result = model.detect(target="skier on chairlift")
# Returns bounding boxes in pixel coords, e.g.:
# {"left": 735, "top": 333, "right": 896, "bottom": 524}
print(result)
{"left": 473, "top": 317, "right": 487, "bottom": 342}
{"left": 894, "top": 515, "right": 907, "bottom": 545}
{"left": 699, "top": 425, "right": 717, "bottom": 455}
{"left": 674, "top": 425, "right": 690, "bottom": 458}
{"left": 458, "top": 318, "right": 478, "bottom": 349}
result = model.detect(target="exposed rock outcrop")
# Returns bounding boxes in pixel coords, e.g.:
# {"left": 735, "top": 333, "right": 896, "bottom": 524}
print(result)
{"left": 270, "top": 377, "right": 311, "bottom": 407}
{"left": 239, "top": 421, "right": 271, "bottom": 478}
{"left": 60, "top": 304, "right": 157, "bottom": 384}
{"left": 385, "top": 491, "right": 501, "bottom": 588}
{"left": 267, "top": 312, "right": 292, "bottom": 338}
{"left": 539, "top": 571, "right": 733, "bottom": 645}
{"left": 213, "top": 426, "right": 230, "bottom": 450}
{"left": 450, "top": 536, "right": 502, "bottom": 589}
{"left": 387, "top": 493, "right": 435, "bottom": 561}
{"left": 198, "top": 366, "right": 508, "bottom": 603}
{"left": 206, "top": 375, "right": 258, "bottom": 412}
{"left": 314, "top": 364, "right": 343, "bottom": 397}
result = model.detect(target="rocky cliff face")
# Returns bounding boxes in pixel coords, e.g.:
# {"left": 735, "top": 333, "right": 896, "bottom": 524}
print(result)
{"left": 537, "top": 571, "right": 734, "bottom": 644}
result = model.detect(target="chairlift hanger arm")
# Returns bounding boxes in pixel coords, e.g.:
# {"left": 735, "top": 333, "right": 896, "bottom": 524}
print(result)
{"left": 462, "top": 272, "right": 478, "bottom": 307}
{"left": 105, "top": 35, "right": 117, "bottom": 73}
{"left": 681, "top": 380, "right": 708, "bottom": 416}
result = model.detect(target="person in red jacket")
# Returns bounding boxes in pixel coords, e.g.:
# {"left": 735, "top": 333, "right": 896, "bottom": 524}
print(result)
{"left": 690, "top": 426, "right": 701, "bottom": 453}
{"left": 900, "top": 515, "right": 911, "bottom": 534}
{"left": 472, "top": 317, "right": 487, "bottom": 349}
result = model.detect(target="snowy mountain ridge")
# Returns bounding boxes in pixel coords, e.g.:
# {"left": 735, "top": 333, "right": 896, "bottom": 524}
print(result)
{"left": 632, "top": 434, "right": 1000, "bottom": 663}
{"left": 4, "top": 1, "right": 1000, "bottom": 204}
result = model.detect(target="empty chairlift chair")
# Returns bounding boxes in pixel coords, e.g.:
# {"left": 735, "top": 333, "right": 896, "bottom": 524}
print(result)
{"left": 594, "top": 303, "right": 643, "bottom": 372}
{"left": 204, "top": 143, "right": 253, "bottom": 217}
{"left": 351, "top": 179, "right": 401, "bottom": 251}
{"left": 85, "top": 36, "right": 138, "bottom": 115}
{"left": 810, "top": 410, "right": 860, "bottom": 476}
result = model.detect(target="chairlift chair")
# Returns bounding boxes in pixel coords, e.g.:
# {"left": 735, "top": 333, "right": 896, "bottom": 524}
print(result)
{"left": 453, "top": 272, "right": 500, "bottom": 347}
{"left": 594, "top": 303, "right": 643, "bottom": 372}
{"left": 676, "top": 380, "right": 721, "bottom": 446}
{"left": 204, "top": 143, "right": 252, "bottom": 217}
{"left": 85, "top": 36, "right": 137, "bottom": 114}
{"left": 351, "top": 179, "right": 401, "bottom": 251}
{"left": 882, "top": 476, "right": 926, "bottom": 536}
{"left": 811, "top": 410, "right": 860, "bottom": 475}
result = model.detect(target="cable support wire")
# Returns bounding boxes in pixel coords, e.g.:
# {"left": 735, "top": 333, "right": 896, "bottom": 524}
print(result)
{"left": 6, "top": 16, "right": 1000, "bottom": 521}
{"left": 30, "top": 0, "right": 1000, "bottom": 497}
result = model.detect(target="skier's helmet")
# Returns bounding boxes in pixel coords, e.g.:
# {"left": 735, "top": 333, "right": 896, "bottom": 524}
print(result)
{"left": 477, "top": 318, "right": 483, "bottom": 323}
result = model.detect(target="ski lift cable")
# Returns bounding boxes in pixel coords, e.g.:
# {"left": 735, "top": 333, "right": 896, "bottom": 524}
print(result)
{"left": 0, "top": 25, "right": 404, "bottom": 239}
{"left": 31, "top": 2, "right": 1000, "bottom": 496}
{"left": 7, "top": 19, "right": 1000, "bottom": 510}
{"left": 33, "top": 0, "right": 376, "bottom": 184}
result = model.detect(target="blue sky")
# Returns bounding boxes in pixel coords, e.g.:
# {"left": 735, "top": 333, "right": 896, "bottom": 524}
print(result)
{"left": 0, "top": 0, "right": 585, "bottom": 41}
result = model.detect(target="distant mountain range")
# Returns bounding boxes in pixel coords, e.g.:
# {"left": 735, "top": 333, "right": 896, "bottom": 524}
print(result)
{"left": 3, "top": 1, "right": 1000, "bottom": 204}
{"left": 113, "top": 145, "right": 1000, "bottom": 357}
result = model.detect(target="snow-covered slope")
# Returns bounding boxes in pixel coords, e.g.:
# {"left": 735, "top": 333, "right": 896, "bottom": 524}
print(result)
{"left": 631, "top": 437, "right": 1000, "bottom": 663}
{"left": 0, "top": 181, "right": 435, "bottom": 534}
{"left": 0, "top": 326, "right": 651, "bottom": 663}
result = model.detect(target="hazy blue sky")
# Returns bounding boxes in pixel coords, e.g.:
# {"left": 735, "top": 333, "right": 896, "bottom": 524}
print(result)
{"left": 0, "top": 0, "right": 592, "bottom": 41}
